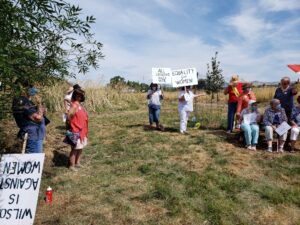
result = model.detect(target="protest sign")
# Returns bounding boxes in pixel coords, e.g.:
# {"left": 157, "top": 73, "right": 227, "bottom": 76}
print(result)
{"left": 275, "top": 121, "right": 291, "bottom": 136}
{"left": 152, "top": 68, "right": 172, "bottom": 85}
{"left": 172, "top": 68, "right": 198, "bottom": 88}
{"left": 243, "top": 113, "right": 257, "bottom": 125}
{"left": 0, "top": 153, "right": 45, "bottom": 225}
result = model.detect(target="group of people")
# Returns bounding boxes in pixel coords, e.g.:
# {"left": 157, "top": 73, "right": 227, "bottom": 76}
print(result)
{"left": 13, "top": 83, "right": 89, "bottom": 172}
{"left": 147, "top": 75, "right": 300, "bottom": 153}
{"left": 224, "top": 75, "right": 298, "bottom": 152}
{"left": 12, "top": 74, "right": 299, "bottom": 172}
{"left": 147, "top": 83, "right": 204, "bottom": 134}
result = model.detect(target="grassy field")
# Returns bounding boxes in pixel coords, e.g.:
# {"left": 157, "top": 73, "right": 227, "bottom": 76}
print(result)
{"left": 29, "top": 98, "right": 300, "bottom": 225}
{"left": 1, "top": 85, "right": 300, "bottom": 225}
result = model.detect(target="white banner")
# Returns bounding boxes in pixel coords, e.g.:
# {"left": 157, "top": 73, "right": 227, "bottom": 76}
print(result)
{"left": 152, "top": 68, "right": 172, "bottom": 85}
{"left": 0, "top": 153, "right": 45, "bottom": 225}
{"left": 172, "top": 68, "right": 198, "bottom": 87}
{"left": 275, "top": 121, "right": 291, "bottom": 136}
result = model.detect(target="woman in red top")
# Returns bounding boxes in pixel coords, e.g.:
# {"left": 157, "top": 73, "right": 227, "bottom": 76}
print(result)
{"left": 68, "top": 88, "right": 88, "bottom": 171}
{"left": 224, "top": 75, "right": 243, "bottom": 133}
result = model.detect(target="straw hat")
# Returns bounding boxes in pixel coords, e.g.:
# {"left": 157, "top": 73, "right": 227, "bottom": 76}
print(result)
{"left": 230, "top": 75, "right": 240, "bottom": 85}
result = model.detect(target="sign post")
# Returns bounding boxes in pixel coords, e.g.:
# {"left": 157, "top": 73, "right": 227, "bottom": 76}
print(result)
{"left": 0, "top": 153, "right": 45, "bottom": 225}
{"left": 172, "top": 68, "right": 198, "bottom": 88}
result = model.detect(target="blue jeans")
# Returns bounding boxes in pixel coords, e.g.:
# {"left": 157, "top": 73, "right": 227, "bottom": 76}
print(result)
{"left": 227, "top": 102, "right": 237, "bottom": 131}
{"left": 241, "top": 124, "right": 259, "bottom": 146}
{"left": 26, "top": 139, "right": 44, "bottom": 153}
{"left": 149, "top": 107, "right": 160, "bottom": 124}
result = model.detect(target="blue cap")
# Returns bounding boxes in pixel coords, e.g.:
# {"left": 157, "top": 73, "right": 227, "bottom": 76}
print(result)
{"left": 28, "top": 87, "right": 38, "bottom": 96}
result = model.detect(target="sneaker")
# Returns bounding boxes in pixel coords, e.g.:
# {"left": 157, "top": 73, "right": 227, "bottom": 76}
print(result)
{"left": 226, "top": 130, "right": 231, "bottom": 134}
{"left": 251, "top": 145, "right": 257, "bottom": 151}
{"left": 267, "top": 147, "right": 273, "bottom": 153}
{"left": 246, "top": 145, "right": 252, "bottom": 150}
{"left": 278, "top": 147, "right": 284, "bottom": 153}
{"left": 69, "top": 166, "right": 78, "bottom": 172}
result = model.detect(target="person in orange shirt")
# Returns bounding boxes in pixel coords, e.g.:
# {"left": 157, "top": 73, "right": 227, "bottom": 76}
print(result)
{"left": 236, "top": 83, "right": 256, "bottom": 122}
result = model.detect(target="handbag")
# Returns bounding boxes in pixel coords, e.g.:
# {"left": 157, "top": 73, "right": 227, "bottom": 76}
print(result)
{"left": 63, "top": 130, "right": 80, "bottom": 146}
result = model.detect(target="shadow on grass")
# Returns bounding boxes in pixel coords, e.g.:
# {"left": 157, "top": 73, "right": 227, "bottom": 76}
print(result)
{"left": 206, "top": 129, "right": 268, "bottom": 150}
{"left": 125, "top": 123, "right": 179, "bottom": 133}
{"left": 52, "top": 150, "right": 69, "bottom": 167}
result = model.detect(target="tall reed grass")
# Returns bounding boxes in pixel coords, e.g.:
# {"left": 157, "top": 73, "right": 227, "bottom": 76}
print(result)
{"left": 42, "top": 82, "right": 146, "bottom": 113}
{"left": 41, "top": 82, "right": 279, "bottom": 130}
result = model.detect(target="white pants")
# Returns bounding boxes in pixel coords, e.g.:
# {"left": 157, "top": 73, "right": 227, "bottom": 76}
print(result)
{"left": 265, "top": 126, "right": 287, "bottom": 141}
{"left": 290, "top": 127, "right": 300, "bottom": 141}
{"left": 179, "top": 109, "right": 190, "bottom": 132}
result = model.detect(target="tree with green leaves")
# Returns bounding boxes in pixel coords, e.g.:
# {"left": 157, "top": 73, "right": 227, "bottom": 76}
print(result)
{"left": 109, "top": 76, "right": 126, "bottom": 88}
{"left": 205, "top": 52, "right": 225, "bottom": 102}
{"left": 0, "top": 0, "right": 104, "bottom": 93}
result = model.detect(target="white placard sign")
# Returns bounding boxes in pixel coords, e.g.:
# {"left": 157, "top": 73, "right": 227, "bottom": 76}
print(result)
{"left": 152, "top": 68, "right": 172, "bottom": 84}
{"left": 275, "top": 121, "right": 291, "bottom": 136}
{"left": 243, "top": 113, "right": 257, "bottom": 125}
{"left": 0, "top": 153, "right": 45, "bottom": 225}
{"left": 172, "top": 68, "right": 198, "bottom": 88}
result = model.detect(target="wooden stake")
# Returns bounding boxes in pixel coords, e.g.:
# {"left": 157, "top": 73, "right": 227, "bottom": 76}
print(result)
{"left": 22, "top": 133, "right": 28, "bottom": 154}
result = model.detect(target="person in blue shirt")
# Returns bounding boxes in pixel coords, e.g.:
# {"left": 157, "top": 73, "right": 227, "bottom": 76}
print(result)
{"left": 13, "top": 86, "right": 46, "bottom": 153}
{"left": 263, "top": 99, "right": 288, "bottom": 153}
{"left": 274, "top": 77, "right": 297, "bottom": 119}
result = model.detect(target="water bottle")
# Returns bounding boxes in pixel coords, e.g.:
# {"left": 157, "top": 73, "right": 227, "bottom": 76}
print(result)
{"left": 45, "top": 186, "right": 53, "bottom": 203}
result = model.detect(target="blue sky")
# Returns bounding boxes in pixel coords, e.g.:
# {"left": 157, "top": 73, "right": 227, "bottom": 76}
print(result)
{"left": 68, "top": 0, "right": 300, "bottom": 84}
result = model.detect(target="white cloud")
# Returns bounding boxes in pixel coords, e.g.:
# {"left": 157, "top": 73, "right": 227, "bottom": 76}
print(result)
{"left": 69, "top": 0, "right": 300, "bottom": 84}
{"left": 222, "top": 9, "right": 273, "bottom": 42}
{"left": 152, "top": 0, "right": 179, "bottom": 13}
{"left": 259, "top": 0, "right": 300, "bottom": 11}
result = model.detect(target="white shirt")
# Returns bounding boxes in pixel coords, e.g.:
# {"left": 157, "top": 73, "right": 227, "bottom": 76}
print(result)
{"left": 64, "top": 92, "right": 73, "bottom": 111}
{"left": 147, "top": 89, "right": 162, "bottom": 106}
{"left": 178, "top": 90, "right": 195, "bottom": 112}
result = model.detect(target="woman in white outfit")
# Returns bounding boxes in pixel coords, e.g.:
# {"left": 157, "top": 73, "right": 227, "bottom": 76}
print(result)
{"left": 178, "top": 86, "right": 204, "bottom": 134}
{"left": 290, "top": 96, "right": 300, "bottom": 152}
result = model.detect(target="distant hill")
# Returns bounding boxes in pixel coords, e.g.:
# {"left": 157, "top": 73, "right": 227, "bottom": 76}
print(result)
{"left": 251, "top": 80, "right": 278, "bottom": 87}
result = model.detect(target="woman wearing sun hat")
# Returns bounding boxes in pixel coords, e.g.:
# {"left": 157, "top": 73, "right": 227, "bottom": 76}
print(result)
{"left": 224, "top": 75, "right": 243, "bottom": 133}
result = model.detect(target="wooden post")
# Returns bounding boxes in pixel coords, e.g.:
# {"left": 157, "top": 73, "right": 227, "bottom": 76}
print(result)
{"left": 22, "top": 133, "right": 28, "bottom": 154}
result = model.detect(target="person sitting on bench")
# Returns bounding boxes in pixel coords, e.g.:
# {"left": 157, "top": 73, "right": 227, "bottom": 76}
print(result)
{"left": 263, "top": 99, "right": 288, "bottom": 153}
{"left": 239, "top": 100, "right": 261, "bottom": 150}
{"left": 290, "top": 95, "right": 300, "bottom": 152}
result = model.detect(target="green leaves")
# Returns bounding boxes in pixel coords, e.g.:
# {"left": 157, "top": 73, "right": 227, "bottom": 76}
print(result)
{"left": 0, "top": 0, "right": 104, "bottom": 94}
{"left": 205, "top": 51, "right": 225, "bottom": 101}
